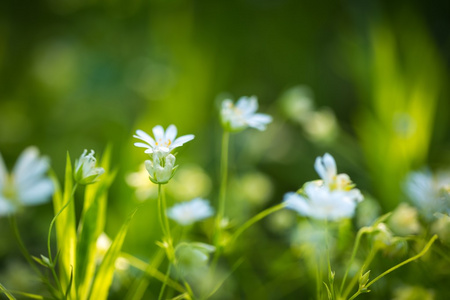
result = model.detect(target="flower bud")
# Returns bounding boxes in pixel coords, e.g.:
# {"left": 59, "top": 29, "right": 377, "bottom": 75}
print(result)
{"left": 145, "top": 150, "right": 177, "bottom": 184}
{"left": 74, "top": 150, "right": 105, "bottom": 185}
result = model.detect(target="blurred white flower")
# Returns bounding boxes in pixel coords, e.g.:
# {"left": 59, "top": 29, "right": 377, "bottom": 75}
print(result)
{"left": 278, "top": 85, "right": 314, "bottom": 123}
{"left": 284, "top": 183, "right": 358, "bottom": 221}
{"left": 126, "top": 163, "right": 158, "bottom": 201}
{"left": 145, "top": 149, "right": 177, "bottom": 184}
{"left": 167, "top": 165, "right": 212, "bottom": 200}
{"left": 302, "top": 108, "right": 338, "bottom": 142}
{"left": 404, "top": 169, "right": 450, "bottom": 220}
{"left": 220, "top": 96, "right": 272, "bottom": 132}
{"left": 134, "top": 125, "right": 194, "bottom": 155}
{"left": 74, "top": 149, "right": 105, "bottom": 185}
{"left": 0, "top": 147, "right": 54, "bottom": 216}
{"left": 167, "top": 198, "right": 214, "bottom": 226}
{"left": 284, "top": 153, "right": 363, "bottom": 221}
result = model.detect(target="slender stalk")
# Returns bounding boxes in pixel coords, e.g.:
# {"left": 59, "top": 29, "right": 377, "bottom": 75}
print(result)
{"left": 324, "top": 221, "right": 334, "bottom": 300}
{"left": 158, "top": 264, "right": 172, "bottom": 300}
{"left": 347, "top": 235, "right": 438, "bottom": 300}
{"left": 158, "top": 184, "right": 168, "bottom": 237}
{"left": 230, "top": 203, "right": 285, "bottom": 245}
{"left": 214, "top": 131, "right": 230, "bottom": 248}
{"left": 339, "top": 227, "right": 370, "bottom": 295}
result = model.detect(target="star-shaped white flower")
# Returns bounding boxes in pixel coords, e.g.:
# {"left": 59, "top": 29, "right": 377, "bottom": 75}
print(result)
{"left": 220, "top": 96, "right": 272, "bottom": 132}
{"left": 0, "top": 147, "right": 54, "bottom": 216}
{"left": 167, "top": 198, "right": 214, "bottom": 226}
{"left": 134, "top": 125, "right": 195, "bottom": 154}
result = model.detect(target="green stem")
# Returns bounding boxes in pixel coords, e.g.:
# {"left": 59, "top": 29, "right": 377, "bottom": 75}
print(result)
{"left": 230, "top": 203, "right": 285, "bottom": 245}
{"left": 158, "top": 184, "right": 168, "bottom": 238}
{"left": 348, "top": 235, "right": 438, "bottom": 300}
{"left": 214, "top": 131, "right": 230, "bottom": 248}
{"left": 342, "top": 245, "right": 377, "bottom": 299}
{"left": 325, "top": 221, "right": 335, "bottom": 300}
{"left": 158, "top": 264, "right": 172, "bottom": 300}
{"left": 339, "top": 227, "right": 370, "bottom": 295}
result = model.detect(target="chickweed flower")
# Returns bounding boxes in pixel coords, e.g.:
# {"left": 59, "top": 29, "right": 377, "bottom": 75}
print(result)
{"left": 74, "top": 149, "right": 105, "bottom": 185}
{"left": 134, "top": 125, "right": 195, "bottom": 155}
{"left": 220, "top": 96, "right": 272, "bottom": 132}
{"left": 145, "top": 149, "right": 177, "bottom": 184}
{"left": 0, "top": 147, "right": 53, "bottom": 216}
{"left": 167, "top": 198, "right": 214, "bottom": 226}
{"left": 404, "top": 169, "right": 450, "bottom": 220}
{"left": 284, "top": 153, "right": 363, "bottom": 221}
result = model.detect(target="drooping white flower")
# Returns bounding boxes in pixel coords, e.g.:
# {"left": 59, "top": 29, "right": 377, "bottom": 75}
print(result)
{"left": 74, "top": 149, "right": 105, "bottom": 185}
{"left": 145, "top": 149, "right": 177, "bottom": 184}
{"left": 167, "top": 198, "right": 214, "bottom": 226}
{"left": 284, "top": 183, "right": 358, "bottom": 221}
{"left": 134, "top": 125, "right": 195, "bottom": 155}
{"left": 220, "top": 96, "right": 272, "bottom": 132}
{"left": 0, "top": 147, "right": 54, "bottom": 216}
{"left": 404, "top": 169, "right": 450, "bottom": 220}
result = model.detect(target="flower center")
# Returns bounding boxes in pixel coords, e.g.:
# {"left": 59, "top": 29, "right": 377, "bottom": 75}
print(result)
{"left": 155, "top": 139, "right": 172, "bottom": 147}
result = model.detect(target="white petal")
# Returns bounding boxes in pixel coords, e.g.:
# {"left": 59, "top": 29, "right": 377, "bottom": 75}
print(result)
{"left": 246, "top": 113, "right": 272, "bottom": 130}
{"left": 283, "top": 192, "right": 310, "bottom": 216}
{"left": 314, "top": 156, "right": 327, "bottom": 182}
{"left": 0, "top": 152, "right": 7, "bottom": 191}
{"left": 171, "top": 134, "right": 195, "bottom": 149}
{"left": 0, "top": 195, "right": 16, "bottom": 216}
{"left": 323, "top": 153, "right": 337, "bottom": 178}
{"left": 134, "top": 142, "right": 152, "bottom": 149}
{"left": 18, "top": 179, "right": 54, "bottom": 206}
{"left": 165, "top": 125, "right": 178, "bottom": 142}
{"left": 144, "top": 148, "right": 154, "bottom": 154}
{"left": 134, "top": 130, "right": 156, "bottom": 147}
{"left": 236, "top": 96, "right": 258, "bottom": 114}
{"left": 12, "top": 147, "right": 40, "bottom": 182}
{"left": 152, "top": 125, "right": 165, "bottom": 142}
{"left": 15, "top": 156, "right": 49, "bottom": 187}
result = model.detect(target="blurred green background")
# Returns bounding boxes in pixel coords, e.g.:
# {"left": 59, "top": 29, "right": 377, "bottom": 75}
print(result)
{"left": 0, "top": 0, "right": 449, "bottom": 299}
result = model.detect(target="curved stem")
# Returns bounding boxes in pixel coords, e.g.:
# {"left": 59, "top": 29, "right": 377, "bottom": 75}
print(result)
{"left": 158, "top": 263, "right": 172, "bottom": 300}
{"left": 230, "top": 203, "right": 285, "bottom": 245}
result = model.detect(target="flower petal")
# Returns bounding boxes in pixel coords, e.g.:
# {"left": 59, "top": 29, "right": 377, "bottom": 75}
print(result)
{"left": 12, "top": 147, "right": 40, "bottom": 182}
{"left": 134, "top": 130, "right": 156, "bottom": 147}
{"left": 152, "top": 125, "right": 165, "bottom": 143}
{"left": 134, "top": 142, "right": 152, "bottom": 149}
{"left": 236, "top": 96, "right": 258, "bottom": 115}
{"left": 18, "top": 178, "right": 54, "bottom": 206}
{"left": 165, "top": 125, "right": 178, "bottom": 142}
{"left": 0, "top": 152, "right": 7, "bottom": 191}
{"left": 0, "top": 195, "right": 16, "bottom": 216}
{"left": 283, "top": 192, "right": 310, "bottom": 216}
{"left": 246, "top": 113, "right": 272, "bottom": 130}
{"left": 171, "top": 134, "right": 195, "bottom": 149}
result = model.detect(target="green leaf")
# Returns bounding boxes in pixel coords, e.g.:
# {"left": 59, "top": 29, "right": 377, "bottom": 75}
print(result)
{"left": 76, "top": 169, "right": 116, "bottom": 300}
{"left": 51, "top": 152, "right": 77, "bottom": 298}
{"left": 88, "top": 209, "right": 137, "bottom": 300}
{"left": 0, "top": 283, "right": 16, "bottom": 300}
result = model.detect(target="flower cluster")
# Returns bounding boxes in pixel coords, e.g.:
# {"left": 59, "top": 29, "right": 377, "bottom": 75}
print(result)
{"left": 0, "top": 147, "right": 53, "bottom": 216}
{"left": 220, "top": 96, "right": 272, "bottom": 132}
{"left": 134, "top": 125, "right": 194, "bottom": 184}
{"left": 284, "top": 153, "right": 363, "bottom": 221}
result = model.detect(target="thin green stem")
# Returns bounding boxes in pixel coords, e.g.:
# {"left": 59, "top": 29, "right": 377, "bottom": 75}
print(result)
{"left": 230, "top": 203, "right": 285, "bottom": 245}
{"left": 158, "top": 264, "right": 172, "bottom": 300}
{"left": 339, "top": 227, "right": 370, "bottom": 295}
{"left": 158, "top": 184, "right": 168, "bottom": 238}
{"left": 324, "top": 221, "right": 335, "bottom": 300}
{"left": 342, "top": 245, "right": 377, "bottom": 299}
{"left": 365, "top": 235, "right": 437, "bottom": 289}
{"left": 214, "top": 131, "right": 229, "bottom": 248}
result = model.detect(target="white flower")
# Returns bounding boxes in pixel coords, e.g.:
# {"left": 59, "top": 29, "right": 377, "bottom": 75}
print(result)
{"left": 284, "top": 183, "right": 358, "bottom": 221}
{"left": 74, "top": 149, "right": 105, "bottom": 185}
{"left": 404, "top": 169, "right": 450, "bottom": 220}
{"left": 167, "top": 198, "right": 214, "bottom": 226}
{"left": 134, "top": 125, "right": 195, "bottom": 155}
{"left": 220, "top": 96, "right": 272, "bottom": 132}
{"left": 0, "top": 147, "right": 54, "bottom": 216}
{"left": 145, "top": 149, "right": 177, "bottom": 184}
{"left": 283, "top": 153, "right": 363, "bottom": 221}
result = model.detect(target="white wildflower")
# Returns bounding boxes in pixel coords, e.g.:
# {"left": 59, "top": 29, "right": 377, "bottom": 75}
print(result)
{"left": 284, "top": 183, "right": 358, "bottom": 221}
{"left": 74, "top": 149, "right": 105, "bottom": 185}
{"left": 220, "top": 96, "right": 272, "bottom": 132}
{"left": 167, "top": 198, "right": 214, "bottom": 226}
{"left": 404, "top": 169, "right": 450, "bottom": 220}
{"left": 134, "top": 124, "right": 194, "bottom": 155}
{"left": 145, "top": 149, "right": 177, "bottom": 184}
{"left": 0, "top": 147, "right": 53, "bottom": 216}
